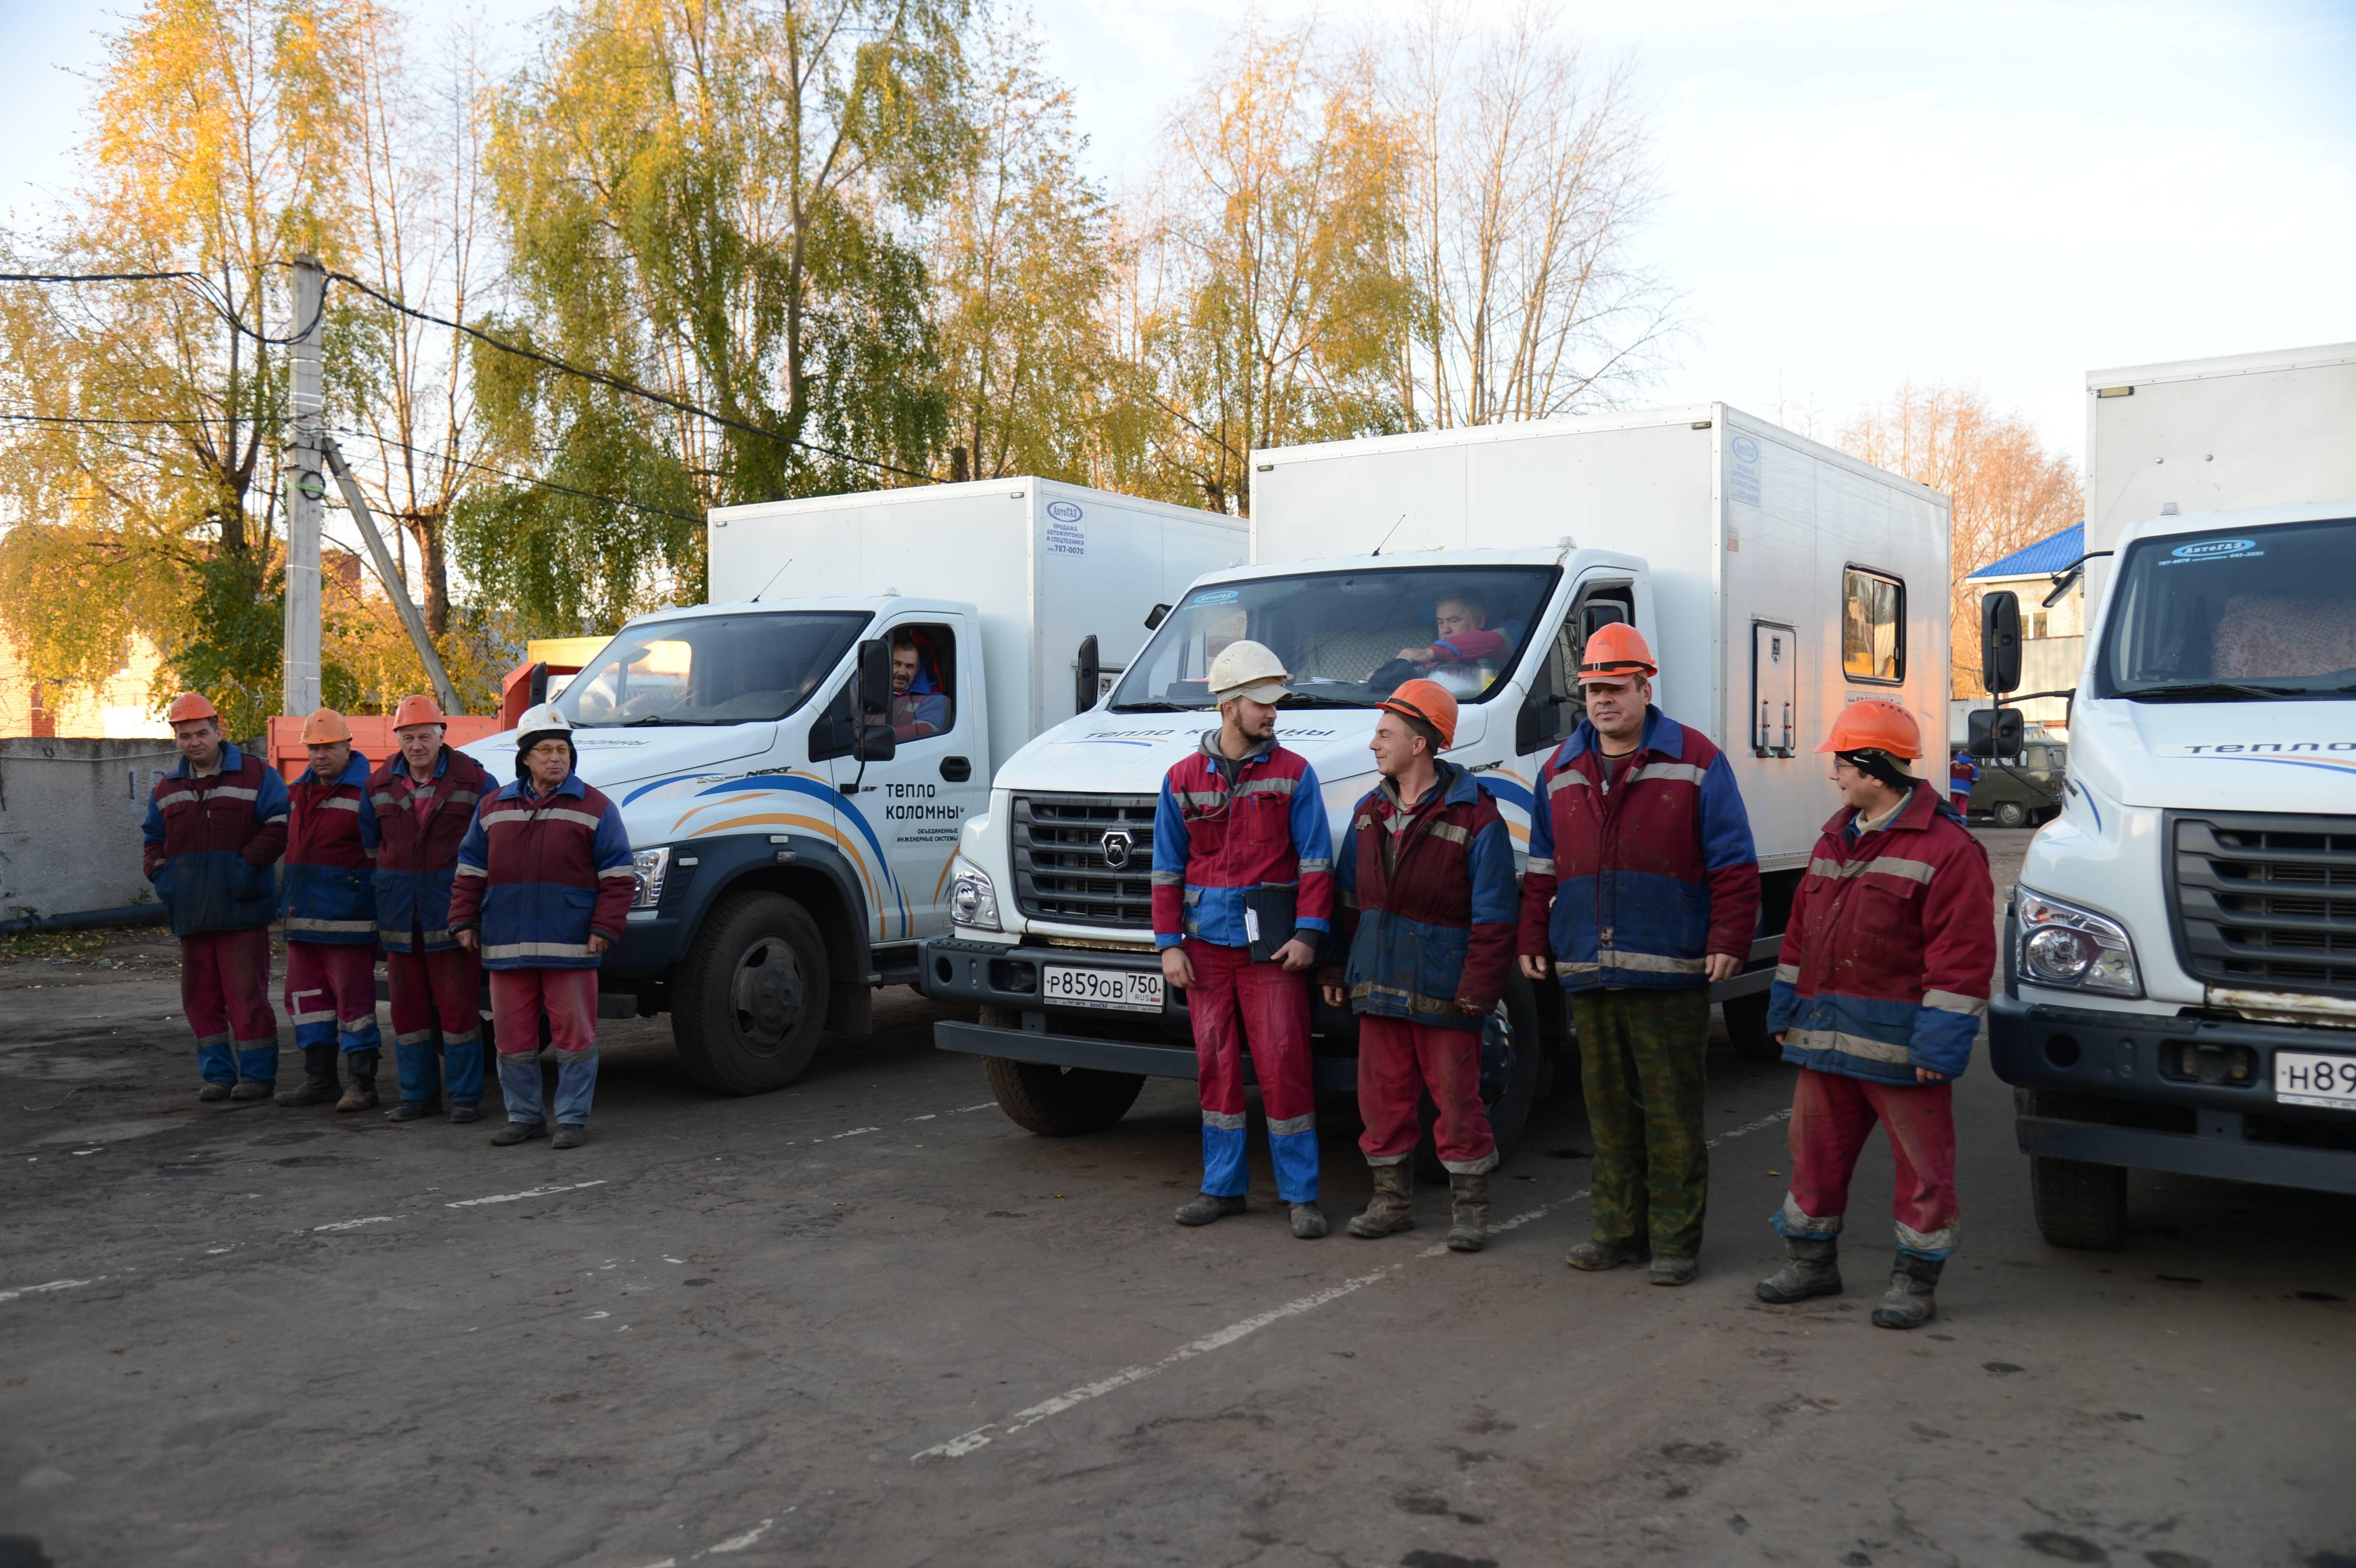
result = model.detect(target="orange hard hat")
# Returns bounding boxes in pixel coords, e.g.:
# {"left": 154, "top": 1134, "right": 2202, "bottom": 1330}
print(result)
{"left": 1380, "top": 678, "right": 1460, "bottom": 750}
{"left": 164, "top": 692, "right": 218, "bottom": 726}
{"left": 300, "top": 707, "right": 353, "bottom": 745}
{"left": 1577, "top": 621, "right": 1656, "bottom": 681}
{"left": 391, "top": 693, "right": 447, "bottom": 730}
{"left": 1817, "top": 699, "right": 1922, "bottom": 760}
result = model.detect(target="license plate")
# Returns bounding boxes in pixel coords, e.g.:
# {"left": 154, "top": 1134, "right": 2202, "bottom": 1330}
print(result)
{"left": 1043, "top": 964, "right": 1165, "bottom": 1013}
{"left": 2275, "top": 1050, "right": 2356, "bottom": 1111}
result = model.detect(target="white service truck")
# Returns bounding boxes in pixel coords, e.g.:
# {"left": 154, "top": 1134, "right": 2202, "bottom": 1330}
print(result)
{"left": 921, "top": 406, "right": 1952, "bottom": 1161}
{"left": 462, "top": 479, "right": 1244, "bottom": 1093}
{"left": 1981, "top": 341, "right": 2356, "bottom": 1245}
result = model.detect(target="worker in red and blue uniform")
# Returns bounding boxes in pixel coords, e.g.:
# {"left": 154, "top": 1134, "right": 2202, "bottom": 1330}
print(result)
{"left": 1320, "top": 680, "right": 1518, "bottom": 1253}
{"left": 277, "top": 708, "right": 384, "bottom": 1112}
{"left": 1516, "top": 622, "right": 1760, "bottom": 1286}
{"left": 1757, "top": 699, "right": 1995, "bottom": 1330}
{"left": 449, "top": 703, "right": 634, "bottom": 1151}
{"left": 370, "top": 693, "right": 496, "bottom": 1124}
{"left": 143, "top": 692, "right": 289, "bottom": 1100}
{"left": 1153, "top": 640, "right": 1336, "bottom": 1240}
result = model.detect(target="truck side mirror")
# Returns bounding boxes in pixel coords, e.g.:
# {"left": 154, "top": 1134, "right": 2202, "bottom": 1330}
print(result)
{"left": 1075, "top": 634, "right": 1101, "bottom": 714}
{"left": 1144, "top": 603, "right": 1171, "bottom": 631}
{"left": 1582, "top": 601, "right": 1629, "bottom": 637}
{"left": 854, "top": 639, "right": 897, "bottom": 762}
{"left": 1967, "top": 707, "right": 2024, "bottom": 761}
{"left": 1981, "top": 590, "right": 2022, "bottom": 696}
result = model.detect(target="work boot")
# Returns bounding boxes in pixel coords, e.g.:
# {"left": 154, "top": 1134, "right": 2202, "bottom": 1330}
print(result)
{"left": 1871, "top": 1255, "right": 1944, "bottom": 1330}
{"left": 492, "top": 1121, "right": 547, "bottom": 1147}
{"left": 551, "top": 1123, "right": 588, "bottom": 1151}
{"left": 448, "top": 1101, "right": 481, "bottom": 1125}
{"left": 198, "top": 1081, "right": 233, "bottom": 1102}
{"left": 1172, "top": 1192, "right": 1247, "bottom": 1226}
{"left": 1346, "top": 1162, "right": 1416, "bottom": 1239}
{"left": 1445, "top": 1171, "right": 1490, "bottom": 1252}
{"left": 1648, "top": 1254, "right": 1698, "bottom": 1287}
{"left": 335, "top": 1049, "right": 380, "bottom": 1113}
{"left": 229, "top": 1080, "right": 273, "bottom": 1101}
{"left": 1756, "top": 1236, "right": 1843, "bottom": 1304}
{"left": 1288, "top": 1202, "right": 1327, "bottom": 1240}
{"left": 1565, "top": 1238, "right": 1646, "bottom": 1271}
{"left": 276, "top": 1046, "right": 340, "bottom": 1107}
{"left": 384, "top": 1098, "right": 441, "bottom": 1122}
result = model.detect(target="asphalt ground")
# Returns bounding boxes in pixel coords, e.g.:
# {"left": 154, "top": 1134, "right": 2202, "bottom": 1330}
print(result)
{"left": 3, "top": 828, "right": 2353, "bottom": 1568}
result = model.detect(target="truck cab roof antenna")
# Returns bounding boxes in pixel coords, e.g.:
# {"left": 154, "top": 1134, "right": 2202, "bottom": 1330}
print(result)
{"left": 1371, "top": 512, "right": 1406, "bottom": 556}
{"left": 749, "top": 556, "right": 794, "bottom": 603}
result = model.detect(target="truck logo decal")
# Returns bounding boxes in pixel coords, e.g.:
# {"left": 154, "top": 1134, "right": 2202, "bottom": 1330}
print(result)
{"left": 1101, "top": 829, "right": 1134, "bottom": 870}
{"left": 1045, "top": 500, "right": 1084, "bottom": 523}
{"left": 2165, "top": 538, "right": 2259, "bottom": 562}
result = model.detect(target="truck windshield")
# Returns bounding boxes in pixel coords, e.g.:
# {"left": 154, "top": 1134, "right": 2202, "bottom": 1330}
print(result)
{"left": 556, "top": 611, "right": 870, "bottom": 727}
{"left": 1109, "top": 565, "right": 1557, "bottom": 712}
{"left": 2099, "top": 519, "right": 2356, "bottom": 700}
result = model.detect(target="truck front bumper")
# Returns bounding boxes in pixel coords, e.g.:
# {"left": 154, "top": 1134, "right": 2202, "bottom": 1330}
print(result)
{"left": 1989, "top": 993, "right": 2356, "bottom": 1195}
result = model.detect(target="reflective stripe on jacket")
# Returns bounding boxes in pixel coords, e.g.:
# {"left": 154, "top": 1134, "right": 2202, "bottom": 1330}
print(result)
{"left": 447, "top": 773, "right": 634, "bottom": 970}
{"left": 283, "top": 751, "right": 381, "bottom": 945}
{"left": 368, "top": 746, "right": 493, "bottom": 952}
{"left": 1767, "top": 782, "right": 1996, "bottom": 1083}
{"left": 141, "top": 742, "right": 289, "bottom": 937}
{"left": 1150, "top": 732, "right": 1334, "bottom": 950}
{"left": 1322, "top": 762, "right": 1517, "bottom": 1032}
{"left": 1516, "top": 706, "right": 1760, "bottom": 991}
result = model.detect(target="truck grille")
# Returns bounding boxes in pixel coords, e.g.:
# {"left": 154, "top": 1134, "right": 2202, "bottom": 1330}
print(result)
{"left": 2169, "top": 812, "right": 2356, "bottom": 998}
{"left": 1011, "top": 793, "right": 1159, "bottom": 930}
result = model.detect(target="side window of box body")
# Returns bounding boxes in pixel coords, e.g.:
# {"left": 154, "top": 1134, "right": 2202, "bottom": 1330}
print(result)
{"left": 1841, "top": 567, "right": 1906, "bottom": 685}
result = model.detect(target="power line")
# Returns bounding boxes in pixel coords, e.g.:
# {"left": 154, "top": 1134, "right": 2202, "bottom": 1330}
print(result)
{"left": 328, "top": 426, "right": 705, "bottom": 526}
{"left": 0, "top": 269, "right": 199, "bottom": 284}
{"left": 0, "top": 410, "right": 252, "bottom": 427}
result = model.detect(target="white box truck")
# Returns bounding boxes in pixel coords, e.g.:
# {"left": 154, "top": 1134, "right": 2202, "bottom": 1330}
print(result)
{"left": 921, "top": 406, "right": 1952, "bottom": 1160}
{"left": 1982, "top": 342, "right": 2356, "bottom": 1245}
{"left": 461, "top": 479, "right": 1243, "bottom": 1093}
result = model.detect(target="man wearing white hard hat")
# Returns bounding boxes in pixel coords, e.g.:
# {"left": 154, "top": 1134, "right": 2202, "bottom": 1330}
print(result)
{"left": 1151, "top": 640, "right": 1337, "bottom": 1239}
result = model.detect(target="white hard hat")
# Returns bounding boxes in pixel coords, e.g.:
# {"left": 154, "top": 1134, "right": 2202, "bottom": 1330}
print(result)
{"left": 515, "top": 702, "right": 572, "bottom": 738}
{"left": 1206, "top": 640, "right": 1290, "bottom": 704}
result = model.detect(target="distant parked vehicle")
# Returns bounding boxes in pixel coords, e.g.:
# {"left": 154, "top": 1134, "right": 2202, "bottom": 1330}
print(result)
{"left": 1969, "top": 738, "right": 2065, "bottom": 827}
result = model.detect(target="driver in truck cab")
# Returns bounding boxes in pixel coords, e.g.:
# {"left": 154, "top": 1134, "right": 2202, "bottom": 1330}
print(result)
{"left": 1153, "top": 640, "right": 1336, "bottom": 1242}
{"left": 1396, "top": 591, "right": 1522, "bottom": 672}
{"left": 889, "top": 633, "right": 949, "bottom": 741}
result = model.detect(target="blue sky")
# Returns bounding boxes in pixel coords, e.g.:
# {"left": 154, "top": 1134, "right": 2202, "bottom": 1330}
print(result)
{"left": 6, "top": 0, "right": 2352, "bottom": 466}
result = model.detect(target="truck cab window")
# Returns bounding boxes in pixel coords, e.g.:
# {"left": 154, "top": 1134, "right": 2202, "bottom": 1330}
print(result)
{"left": 875, "top": 624, "right": 956, "bottom": 742}
{"left": 1841, "top": 567, "right": 1905, "bottom": 684}
{"left": 559, "top": 611, "right": 868, "bottom": 727}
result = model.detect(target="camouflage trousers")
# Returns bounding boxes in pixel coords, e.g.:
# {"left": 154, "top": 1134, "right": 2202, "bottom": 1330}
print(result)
{"left": 1568, "top": 986, "right": 1711, "bottom": 1259}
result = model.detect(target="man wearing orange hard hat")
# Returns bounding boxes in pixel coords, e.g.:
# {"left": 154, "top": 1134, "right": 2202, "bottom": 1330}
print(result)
{"left": 368, "top": 694, "right": 499, "bottom": 1123}
{"left": 274, "top": 707, "right": 385, "bottom": 1111}
{"left": 1516, "top": 621, "right": 1761, "bottom": 1286}
{"left": 1320, "top": 679, "right": 1519, "bottom": 1252}
{"left": 1755, "top": 698, "right": 1994, "bottom": 1330}
{"left": 142, "top": 693, "right": 290, "bottom": 1100}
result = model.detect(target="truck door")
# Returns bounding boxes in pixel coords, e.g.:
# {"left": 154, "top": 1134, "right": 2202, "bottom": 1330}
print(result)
{"left": 1513, "top": 577, "right": 1639, "bottom": 781}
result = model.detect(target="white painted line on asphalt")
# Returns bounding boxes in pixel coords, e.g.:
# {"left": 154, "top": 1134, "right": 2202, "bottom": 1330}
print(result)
{"left": 913, "top": 1268, "right": 1399, "bottom": 1460}
{"left": 952, "top": 1102, "right": 995, "bottom": 1113}
{"left": 0, "top": 1277, "right": 102, "bottom": 1305}
{"left": 1708, "top": 1108, "right": 1793, "bottom": 1149}
{"left": 827, "top": 1126, "right": 881, "bottom": 1140}
{"left": 445, "top": 1179, "right": 610, "bottom": 1209}
{"left": 625, "top": 1507, "right": 795, "bottom": 1568}
{"left": 312, "top": 1215, "right": 401, "bottom": 1233}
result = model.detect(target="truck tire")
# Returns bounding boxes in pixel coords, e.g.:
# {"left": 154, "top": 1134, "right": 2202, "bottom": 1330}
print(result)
{"left": 1416, "top": 972, "right": 1543, "bottom": 1178}
{"left": 671, "top": 891, "right": 831, "bottom": 1096}
{"left": 1723, "top": 989, "right": 1779, "bottom": 1060}
{"left": 1994, "top": 799, "right": 2029, "bottom": 828}
{"left": 979, "top": 1006, "right": 1146, "bottom": 1136}
{"left": 2029, "top": 1154, "right": 2128, "bottom": 1250}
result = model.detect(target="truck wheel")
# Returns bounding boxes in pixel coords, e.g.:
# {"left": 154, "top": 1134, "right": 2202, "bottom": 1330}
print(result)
{"left": 1416, "top": 972, "right": 1543, "bottom": 1178}
{"left": 1723, "top": 989, "right": 1779, "bottom": 1060}
{"left": 979, "top": 1006, "right": 1146, "bottom": 1136}
{"left": 671, "top": 891, "right": 831, "bottom": 1096}
{"left": 1994, "top": 800, "right": 2029, "bottom": 828}
{"left": 2029, "top": 1154, "right": 2127, "bottom": 1250}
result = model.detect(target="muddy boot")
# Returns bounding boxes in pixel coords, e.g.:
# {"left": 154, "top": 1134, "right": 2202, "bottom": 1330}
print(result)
{"left": 335, "top": 1049, "right": 380, "bottom": 1113}
{"left": 229, "top": 1080, "right": 273, "bottom": 1101}
{"left": 1445, "top": 1171, "right": 1490, "bottom": 1252}
{"left": 1173, "top": 1192, "right": 1247, "bottom": 1226}
{"left": 198, "top": 1081, "right": 234, "bottom": 1102}
{"left": 1565, "top": 1238, "right": 1646, "bottom": 1271}
{"left": 447, "top": 1101, "right": 481, "bottom": 1125}
{"left": 1871, "top": 1255, "right": 1943, "bottom": 1330}
{"left": 492, "top": 1120, "right": 546, "bottom": 1147}
{"left": 1288, "top": 1202, "right": 1327, "bottom": 1240}
{"left": 384, "top": 1095, "right": 442, "bottom": 1122}
{"left": 1756, "top": 1236, "right": 1842, "bottom": 1303}
{"left": 1648, "top": 1254, "right": 1698, "bottom": 1287}
{"left": 550, "top": 1123, "right": 587, "bottom": 1150}
{"left": 275, "top": 1046, "right": 340, "bottom": 1107}
{"left": 1346, "top": 1162, "right": 1416, "bottom": 1238}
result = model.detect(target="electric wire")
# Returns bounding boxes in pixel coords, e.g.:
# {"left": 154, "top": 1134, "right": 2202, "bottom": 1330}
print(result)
{"left": 326, "top": 426, "right": 705, "bottom": 526}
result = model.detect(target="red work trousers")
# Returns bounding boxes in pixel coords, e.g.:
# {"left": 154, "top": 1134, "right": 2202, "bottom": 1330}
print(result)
{"left": 387, "top": 946, "right": 484, "bottom": 1045}
{"left": 285, "top": 940, "right": 382, "bottom": 1053}
{"left": 1357, "top": 1014, "right": 1495, "bottom": 1173}
{"left": 180, "top": 926, "right": 277, "bottom": 1083}
{"left": 1780, "top": 1067, "right": 1960, "bottom": 1260}
{"left": 1184, "top": 939, "right": 1319, "bottom": 1202}
{"left": 489, "top": 967, "right": 600, "bottom": 1057}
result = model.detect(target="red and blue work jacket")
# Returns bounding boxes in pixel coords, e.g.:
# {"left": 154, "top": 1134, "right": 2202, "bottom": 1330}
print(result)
{"left": 1150, "top": 732, "right": 1334, "bottom": 952}
{"left": 447, "top": 773, "right": 634, "bottom": 970}
{"left": 1768, "top": 782, "right": 1996, "bottom": 1083}
{"left": 1516, "top": 706, "right": 1760, "bottom": 991}
{"left": 368, "top": 745, "right": 494, "bottom": 953}
{"left": 1321, "top": 762, "right": 1518, "bottom": 1032}
{"left": 283, "top": 751, "right": 382, "bottom": 945}
{"left": 141, "top": 741, "right": 289, "bottom": 937}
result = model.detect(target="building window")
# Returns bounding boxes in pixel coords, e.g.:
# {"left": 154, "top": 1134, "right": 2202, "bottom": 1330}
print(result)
{"left": 2030, "top": 610, "right": 2049, "bottom": 640}
{"left": 1842, "top": 568, "right": 1905, "bottom": 684}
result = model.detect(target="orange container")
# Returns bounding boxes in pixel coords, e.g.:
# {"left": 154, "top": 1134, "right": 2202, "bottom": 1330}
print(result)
{"left": 269, "top": 713, "right": 505, "bottom": 782}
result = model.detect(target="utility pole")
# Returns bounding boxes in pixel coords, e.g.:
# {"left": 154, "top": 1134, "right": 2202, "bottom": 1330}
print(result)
{"left": 281, "top": 255, "right": 325, "bottom": 718}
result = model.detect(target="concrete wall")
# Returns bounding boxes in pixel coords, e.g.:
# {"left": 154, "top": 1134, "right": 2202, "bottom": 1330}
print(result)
{"left": 0, "top": 738, "right": 206, "bottom": 916}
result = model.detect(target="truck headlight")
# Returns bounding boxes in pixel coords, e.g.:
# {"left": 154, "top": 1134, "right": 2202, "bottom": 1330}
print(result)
{"left": 2017, "top": 887, "right": 2140, "bottom": 997}
{"left": 631, "top": 847, "right": 670, "bottom": 910}
{"left": 949, "top": 858, "right": 999, "bottom": 931}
